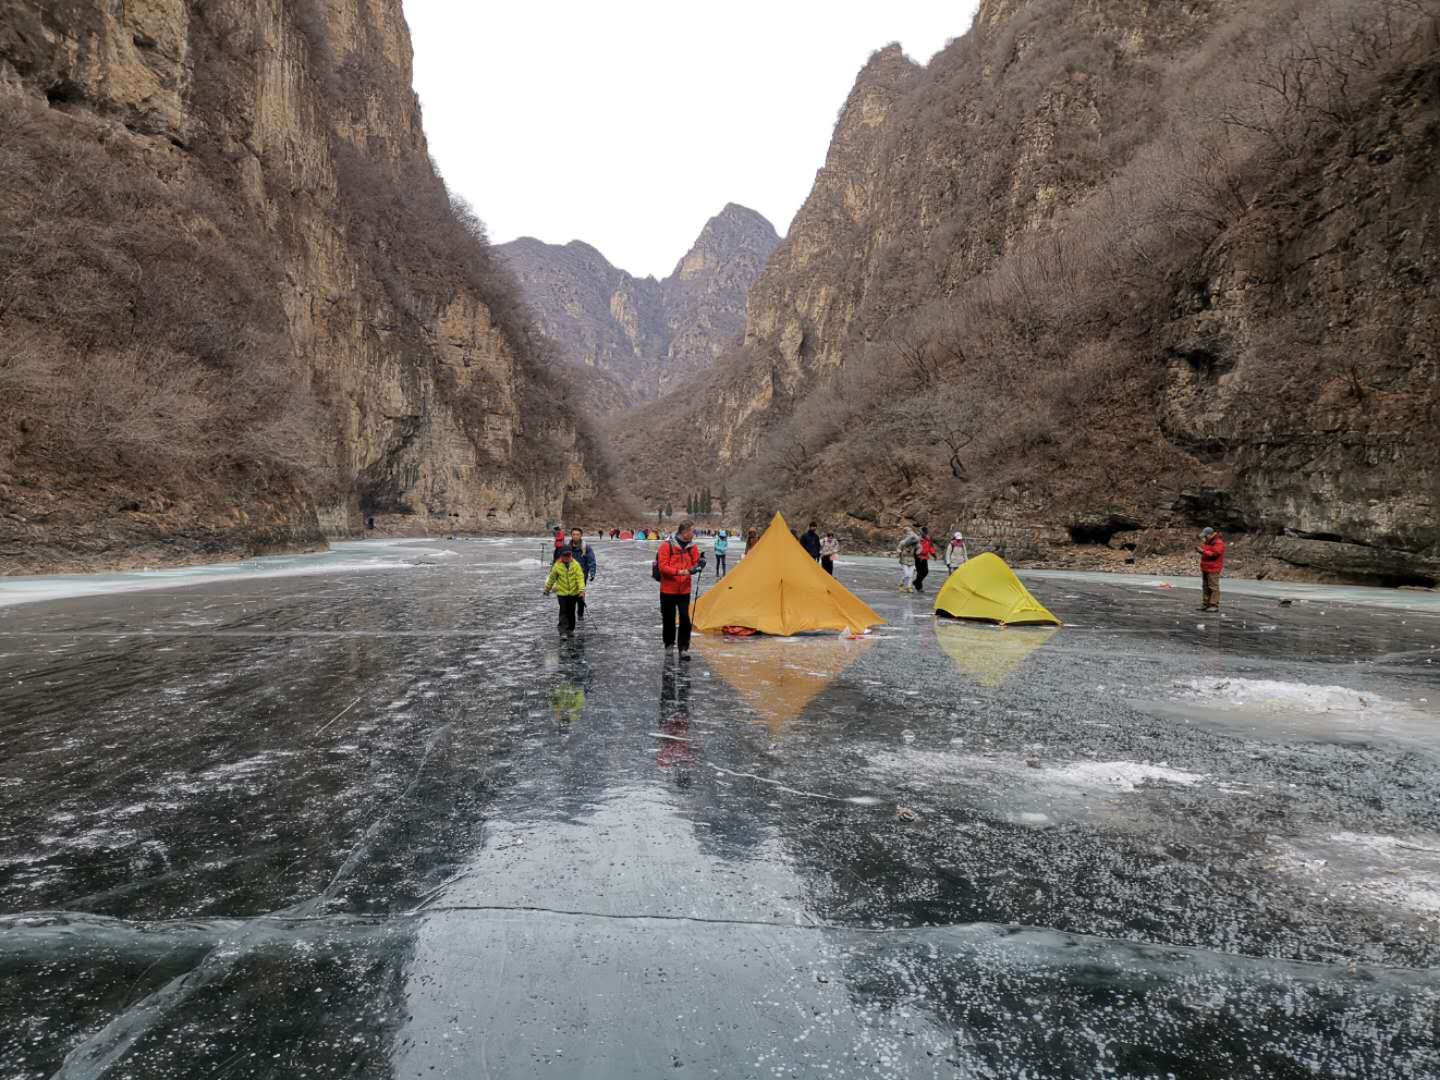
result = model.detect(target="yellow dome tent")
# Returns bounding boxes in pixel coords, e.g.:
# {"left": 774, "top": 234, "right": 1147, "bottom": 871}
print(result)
{"left": 935, "top": 623, "right": 1059, "bottom": 688}
{"left": 693, "top": 513, "right": 884, "bottom": 636}
{"left": 933, "top": 552, "right": 1061, "bottom": 626}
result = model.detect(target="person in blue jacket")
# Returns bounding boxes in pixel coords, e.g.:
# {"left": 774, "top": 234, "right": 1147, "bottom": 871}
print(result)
{"left": 569, "top": 528, "right": 598, "bottom": 619}
{"left": 713, "top": 531, "right": 730, "bottom": 577}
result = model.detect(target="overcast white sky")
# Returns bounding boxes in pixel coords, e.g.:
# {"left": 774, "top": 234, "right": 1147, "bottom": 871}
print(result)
{"left": 404, "top": 2, "right": 979, "bottom": 278}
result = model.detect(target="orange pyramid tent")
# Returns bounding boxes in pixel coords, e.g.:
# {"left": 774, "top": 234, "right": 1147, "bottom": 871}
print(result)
{"left": 693, "top": 513, "right": 883, "bottom": 636}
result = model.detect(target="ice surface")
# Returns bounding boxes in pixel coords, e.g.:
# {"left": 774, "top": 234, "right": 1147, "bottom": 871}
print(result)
{"left": 2, "top": 536, "right": 1438, "bottom": 1077}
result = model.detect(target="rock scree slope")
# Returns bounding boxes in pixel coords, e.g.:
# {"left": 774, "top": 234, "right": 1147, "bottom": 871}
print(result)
{"left": 0, "top": 0, "right": 602, "bottom": 573}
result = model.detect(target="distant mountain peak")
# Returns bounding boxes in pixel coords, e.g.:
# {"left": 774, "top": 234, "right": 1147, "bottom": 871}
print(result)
{"left": 497, "top": 205, "right": 780, "bottom": 402}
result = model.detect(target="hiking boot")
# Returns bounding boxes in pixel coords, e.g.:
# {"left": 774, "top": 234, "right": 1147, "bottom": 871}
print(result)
{"left": 679, "top": 650, "right": 691, "bottom": 661}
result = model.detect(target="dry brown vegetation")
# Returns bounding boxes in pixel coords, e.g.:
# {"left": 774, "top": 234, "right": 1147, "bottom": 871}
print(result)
{"left": 0, "top": 94, "right": 325, "bottom": 495}
{"left": 723, "top": 0, "right": 1439, "bottom": 534}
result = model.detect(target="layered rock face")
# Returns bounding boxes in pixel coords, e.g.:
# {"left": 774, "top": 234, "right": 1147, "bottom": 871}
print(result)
{"left": 644, "top": 0, "right": 1439, "bottom": 583}
{"left": 0, "top": 0, "right": 593, "bottom": 571}
{"left": 498, "top": 204, "right": 778, "bottom": 403}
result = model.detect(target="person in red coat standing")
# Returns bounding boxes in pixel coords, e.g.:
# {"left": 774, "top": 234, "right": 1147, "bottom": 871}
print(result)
{"left": 1198, "top": 527, "right": 1226, "bottom": 613}
{"left": 658, "top": 520, "right": 705, "bottom": 658}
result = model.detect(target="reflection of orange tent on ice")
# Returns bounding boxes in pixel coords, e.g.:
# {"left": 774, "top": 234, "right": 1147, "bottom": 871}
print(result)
{"left": 935, "top": 623, "right": 1058, "bottom": 688}
{"left": 933, "top": 553, "right": 1060, "bottom": 626}
{"left": 693, "top": 513, "right": 883, "bottom": 636}
{"left": 699, "top": 634, "right": 876, "bottom": 734}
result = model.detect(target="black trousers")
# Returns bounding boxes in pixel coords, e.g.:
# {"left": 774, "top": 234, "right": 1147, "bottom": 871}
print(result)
{"left": 576, "top": 592, "right": 587, "bottom": 619}
{"left": 557, "top": 595, "right": 578, "bottom": 635}
{"left": 821, "top": 555, "right": 834, "bottom": 575}
{"left": 715, "top": 554, "right": 726, "bottom": 577}
{"left": 914, "top": 558, "right": 930, "bottom": 592}
{"left": 661, "top": 592, "right": 692, "bottom": 650}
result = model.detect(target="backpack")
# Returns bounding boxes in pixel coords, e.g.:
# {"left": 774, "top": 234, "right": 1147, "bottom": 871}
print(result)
{"left": 651, "top": 541, "right": 666, "bottom": 582}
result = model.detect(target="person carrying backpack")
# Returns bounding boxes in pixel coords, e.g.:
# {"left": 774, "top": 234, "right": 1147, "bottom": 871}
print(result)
{"left": 569, "top": 528, "right": 597, "bottom": 619}
{"left": 713, "top": 531, "right": 729, "bottom": 577}
{"left": 897, "top": 527, "right": 920, "bottom": 592}
{"left": 945, "top": 531, "right": 969, "bottom": 570}
{"left": 656, "top": 520, "right": 704, "bottom": 658}
{"left": 543, "top": 546, "right": 586, "bottom": 636}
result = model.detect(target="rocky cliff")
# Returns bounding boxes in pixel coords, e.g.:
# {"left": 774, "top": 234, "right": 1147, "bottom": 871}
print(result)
{"left": 498, "top": 204, "right": 778, "bottom": 403}
{"left": 623, "top": 0, "right": 1440, "bottom": 585}
{"left": 0, "top": 0, "right": 597, "bottom": 572}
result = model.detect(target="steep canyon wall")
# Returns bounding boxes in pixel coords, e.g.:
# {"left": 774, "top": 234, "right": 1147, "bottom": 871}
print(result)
{"left": 621, "top": 0, "right": 1439, "bottom": 583}
{"left": 0, "top": 0, "right": 595, "bottom": 571}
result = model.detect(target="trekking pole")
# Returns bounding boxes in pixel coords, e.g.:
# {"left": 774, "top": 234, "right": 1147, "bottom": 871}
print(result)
{"left": 690, "top": 553, "right": 708, "bottom": 617}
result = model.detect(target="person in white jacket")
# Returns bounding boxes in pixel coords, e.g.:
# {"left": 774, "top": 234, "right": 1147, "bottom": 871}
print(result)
{"left": 819, "top": 533, "right": 839, "bottom": 576}
{"left": 946, "top": 531, "right": 969, "bottom": 570}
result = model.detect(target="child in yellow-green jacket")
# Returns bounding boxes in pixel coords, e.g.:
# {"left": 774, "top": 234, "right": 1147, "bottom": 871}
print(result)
{"left": 543, "top": 547, "right": 587, "bottom": 636}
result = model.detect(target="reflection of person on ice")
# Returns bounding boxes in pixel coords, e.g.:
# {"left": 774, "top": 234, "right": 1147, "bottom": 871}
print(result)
{"left": 1197, "top": 527, "right": 1225, "bottom": 613}
{"left": 656, "top": 663, "right": 695, "bottom": 775}
{"left": 543, "top": 546, "right": 587, "bottom": 636}
{"left": 658, "top": 520, "right": 704, "bottom": 659}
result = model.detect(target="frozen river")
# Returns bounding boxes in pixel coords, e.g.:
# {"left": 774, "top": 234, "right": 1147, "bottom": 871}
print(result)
{"left": 1, "top": 538, "right": 1438, "bottom": 1077}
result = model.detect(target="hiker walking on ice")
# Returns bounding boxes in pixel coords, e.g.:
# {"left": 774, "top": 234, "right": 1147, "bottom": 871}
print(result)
{"left": 657, "top": 520, "right": 704, "bottom": 659}
{"left": 1198, "top": 527, "right": 1225, "bottom": 613}
{"left": 897, "top": 526, "right": 920, "bottom": 592}
{"left": 913, "top": 527, "right": 937, "bottom": 594}
{"left": 569, "top": 528, "right": 597, "bottom": 620}
{"left": 819, "top": 532, "right": 839, "bottom": 576}
{"left": 945, "top": 531, "right": 968, "bottom": 570}
{"left": 544, "top": 546, "right": 586, "bottom": 636}
{"left": 713, "top": 531, "right": 729, "bottom": 577}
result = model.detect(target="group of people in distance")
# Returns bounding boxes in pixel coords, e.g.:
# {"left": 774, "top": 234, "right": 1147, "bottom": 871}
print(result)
{"left": 541, "top": 522, "right": 739, "bottom": 646}
{"left": 540, "top": 518, "right": 1230, "bottom": 643}
{"left": 894, "top": 525, "right": 968, "bottom": 595}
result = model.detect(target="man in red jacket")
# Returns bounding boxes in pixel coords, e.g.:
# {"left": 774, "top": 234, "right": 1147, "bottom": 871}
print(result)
{"left": 658, "top": 520, "right": 705, "bottom": 658}
{"left": 1198, "top": 527, "right": 1226, "bottom": 613}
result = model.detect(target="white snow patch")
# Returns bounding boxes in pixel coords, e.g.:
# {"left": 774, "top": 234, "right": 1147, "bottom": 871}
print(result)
{"left": 0, "top": 557, "right": 417, "bottom": 608}
{"left": 868, "top": 748, "right": 1204, "bottom": 793}
{"left": 1036, "top": 761, "right": 1205, "bottom": 792}
{"left": 1175, "top": 677, "right": 1426, "bottom": 719}
{"left": 1270, "top": 832, "right": 1440, "bottom": 916}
